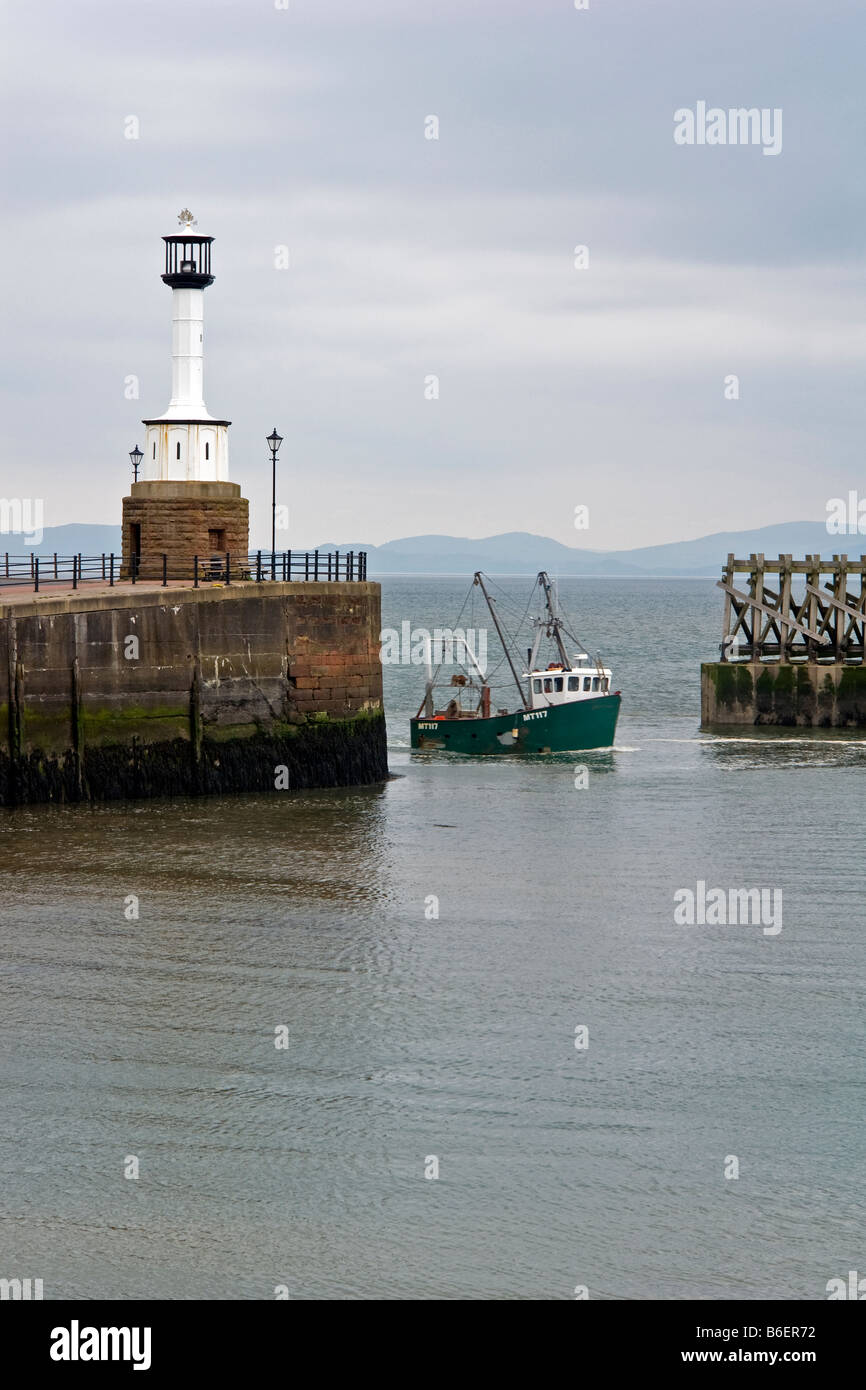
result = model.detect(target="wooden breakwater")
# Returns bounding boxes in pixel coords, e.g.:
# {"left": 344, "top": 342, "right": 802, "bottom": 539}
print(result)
{"left": 702, "top": 553, "right": 866, "bottom": 727}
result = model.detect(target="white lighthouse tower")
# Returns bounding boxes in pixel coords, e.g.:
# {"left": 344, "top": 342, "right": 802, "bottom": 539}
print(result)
{"left": 123, "top": 211, "right": 248, "bottom": 578}
{"left": 141, "top": 209, "right": 230, "bottom": 482}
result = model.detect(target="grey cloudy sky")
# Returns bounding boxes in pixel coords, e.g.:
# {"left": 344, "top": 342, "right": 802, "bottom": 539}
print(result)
{"left": 1, "top": 0, "right": 864, "bottom": 549}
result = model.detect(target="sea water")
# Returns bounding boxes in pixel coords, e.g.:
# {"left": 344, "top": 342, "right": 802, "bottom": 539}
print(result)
{"left": 0, "top": 577, "right": 863, "bottom": 1299}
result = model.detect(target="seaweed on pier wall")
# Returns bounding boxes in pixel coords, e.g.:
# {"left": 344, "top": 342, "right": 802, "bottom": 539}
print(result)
{"left": 702, "top": 661, "right": 866, "bottom": 728}
{"left": 707, "top": 663, "right": 753, "bottom": 708}
{"left": 710, "top": 663, "right": 738, "bottom": 708}
{"left": 836, "top": 665, "right": 866, "bottom": 725}
{"left": 796, "top": 666, "right": 816, "bottom": 723}
{"left": 768, "top": 664, "right": 795, "bottom": 725}
{"left": 817, "top": 672, "right": 837, "bottom": 726}
{"left": 0, "top": 710, "right": 388, "bottom": 806}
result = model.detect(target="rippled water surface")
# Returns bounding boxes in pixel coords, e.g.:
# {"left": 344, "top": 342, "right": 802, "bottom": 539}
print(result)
{"left": 1, "top": 578, "right": 863, "bottom": 1299}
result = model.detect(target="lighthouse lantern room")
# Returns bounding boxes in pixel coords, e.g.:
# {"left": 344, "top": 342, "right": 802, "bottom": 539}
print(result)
{"left": 122, "top": 210, "right": 249, "bottom": 579}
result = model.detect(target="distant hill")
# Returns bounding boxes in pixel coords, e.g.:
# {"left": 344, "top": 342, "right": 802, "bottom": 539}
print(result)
{"left": 5, "top": 520, "right": 845, "bottom": 578}
{"left": 316, "top": 522, "right": 842, "bottom": 577}
{"left": 316, "top": 532, "right": 639, "bottom": 576}
{"left": 2, "top": 524, "right": 122, "bottom": 557}
{"left": 612, "top": 522, "right": 848, "bottom": 576}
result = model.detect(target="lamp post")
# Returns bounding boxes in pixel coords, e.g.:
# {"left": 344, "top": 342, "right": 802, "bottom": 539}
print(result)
{"left": 129, "top": 445, "right": 143, "bottom": 482}
{"left": 267, "top": 427, "right": 283, "bottom": 579}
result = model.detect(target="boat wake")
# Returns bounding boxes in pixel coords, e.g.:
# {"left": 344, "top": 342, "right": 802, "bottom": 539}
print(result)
{"left": 653, "top": 735, "right": 866, "bottom": 747}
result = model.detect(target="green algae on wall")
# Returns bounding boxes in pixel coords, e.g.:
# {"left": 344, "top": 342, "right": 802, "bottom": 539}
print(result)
{"left": 704, "top": 662, "right": 754, "bottom": 709}
{"left": 702, "top": 660, "right": 866, "bottom": 728}
{"left": 836, "top": 665, "right": 866, "bottom": 723}
{"left": 0, "top": 709, "right": 388, "bottom": 805}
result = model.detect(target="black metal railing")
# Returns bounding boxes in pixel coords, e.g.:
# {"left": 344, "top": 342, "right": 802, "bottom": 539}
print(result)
{"left": 0, "top": 550, "right": 367, "bottom": 593}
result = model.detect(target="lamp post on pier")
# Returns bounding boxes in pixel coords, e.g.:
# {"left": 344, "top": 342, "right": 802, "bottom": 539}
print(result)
{"left": 267, "top": 427, "right": 283, "bottom": 579}
{"left": 129, "top": 445, "right": 143, "bottom": 482}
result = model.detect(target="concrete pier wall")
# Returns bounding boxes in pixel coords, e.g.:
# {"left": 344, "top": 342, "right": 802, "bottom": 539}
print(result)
{"left": 701, "top": 661, "right": 866, "bottom": 727}
{"left": 0, "top": 581, "right": 387, "bottom": 804}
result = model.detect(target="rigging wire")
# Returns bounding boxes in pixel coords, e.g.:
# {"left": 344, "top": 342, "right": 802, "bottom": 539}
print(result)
{"left": 423, "top": 570, "right": 592, "bottom": 698}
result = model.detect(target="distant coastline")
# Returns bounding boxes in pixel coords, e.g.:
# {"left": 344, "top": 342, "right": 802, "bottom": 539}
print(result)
{"left": 6, "top": 519, "right": 835, "bottom": 579}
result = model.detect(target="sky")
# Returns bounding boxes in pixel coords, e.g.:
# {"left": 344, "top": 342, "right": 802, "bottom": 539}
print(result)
{"left": 1, "top": 0, "right": 864, "bottom": 550}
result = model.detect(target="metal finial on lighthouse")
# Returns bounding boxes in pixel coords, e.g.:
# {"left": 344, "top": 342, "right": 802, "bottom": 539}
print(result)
{"left": 161, "top": 218, "right": 213, "bottom": 290}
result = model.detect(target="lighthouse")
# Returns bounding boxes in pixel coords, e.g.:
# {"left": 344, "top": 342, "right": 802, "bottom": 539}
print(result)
{"left": 122, "top": 210, "right": 249, "bottom": 578}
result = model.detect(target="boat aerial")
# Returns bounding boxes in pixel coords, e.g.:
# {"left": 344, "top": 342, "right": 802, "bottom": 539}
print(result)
{"left": 410, "top": 571, "right": 621, "bottom": 754}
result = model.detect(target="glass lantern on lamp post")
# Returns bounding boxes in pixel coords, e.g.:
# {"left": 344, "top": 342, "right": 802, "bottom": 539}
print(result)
{"left": 267, "top": 428, "right": 283, "bottom": 579}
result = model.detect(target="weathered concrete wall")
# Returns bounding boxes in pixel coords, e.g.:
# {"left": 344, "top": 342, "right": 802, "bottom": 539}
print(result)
{"left": 701, "top": 661, "right": 866, "bottom": 727}
{"left": 0, "top": 581, "right": 387, "bottom": 804}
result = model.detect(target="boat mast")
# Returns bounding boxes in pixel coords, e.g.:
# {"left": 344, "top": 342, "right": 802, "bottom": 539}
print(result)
{"left": 473, "top": 571, "right": 530, "bottom": 710}
{"left": 537, "top": 571, "right": 573, "bottom": 669}
{"left": 423, "top": 632, "right": 434, "bottom": 717}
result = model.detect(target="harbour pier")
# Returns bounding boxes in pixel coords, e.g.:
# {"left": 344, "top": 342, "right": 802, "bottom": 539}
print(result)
{"left": 701, "top": 552, "right": 866, "bottom": 727}
{"left": 0, "top": 566, "right": 387, "bottom": 806}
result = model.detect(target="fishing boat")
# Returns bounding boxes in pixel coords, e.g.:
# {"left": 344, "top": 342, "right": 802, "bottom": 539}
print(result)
{"left": 410, "top": 571, "right": 621, "bottom": 754}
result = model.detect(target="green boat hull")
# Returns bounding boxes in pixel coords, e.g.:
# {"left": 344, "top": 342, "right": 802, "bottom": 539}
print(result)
{"left": 410, "top": 693, "right": 621, "bottom": 754}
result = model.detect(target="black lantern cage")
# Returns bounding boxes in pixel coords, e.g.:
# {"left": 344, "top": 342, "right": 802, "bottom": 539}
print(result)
{"left": 161, "top": 236, "right": 214, "bottom": 289}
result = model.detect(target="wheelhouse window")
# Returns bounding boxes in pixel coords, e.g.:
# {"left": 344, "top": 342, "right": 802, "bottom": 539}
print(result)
{"left": 601, "top": 677, "right": 609, "bottom": 691}
{"left": 554, "top": 677, "right": 563, "bottom": 692}
{"left": 583, "top": 677, "right": 591, "bottom": 691}
{"left": 544, "top": 678, "right": 553, "bottom": 693}
{"left": 592, "top": 677, "right": 600, "bottom": 691}
{"left": 532, "top": 679, "right": 542, "bottom": 694}
{"left": 568, "top": 676, "right": 579, "bottom": 691}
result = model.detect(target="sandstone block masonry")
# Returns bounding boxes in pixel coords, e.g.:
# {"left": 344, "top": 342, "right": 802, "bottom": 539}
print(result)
{"left": 122, "top": 481, "right": 249, "bottom": 580}
{"left": 701, "top": 661, "right": 866, "bottom": 727}
{"left": 0, "top": 581, "right": 387, "bottom": 804}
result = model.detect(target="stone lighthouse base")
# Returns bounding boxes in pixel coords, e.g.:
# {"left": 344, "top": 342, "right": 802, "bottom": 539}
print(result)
{"left": 122, "top": 481, "right": 249, "bottom": 579}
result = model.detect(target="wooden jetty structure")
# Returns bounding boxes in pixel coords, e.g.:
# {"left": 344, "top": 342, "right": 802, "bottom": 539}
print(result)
{"left": 702, "top": 553, "right": 866, "bottom": 727}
